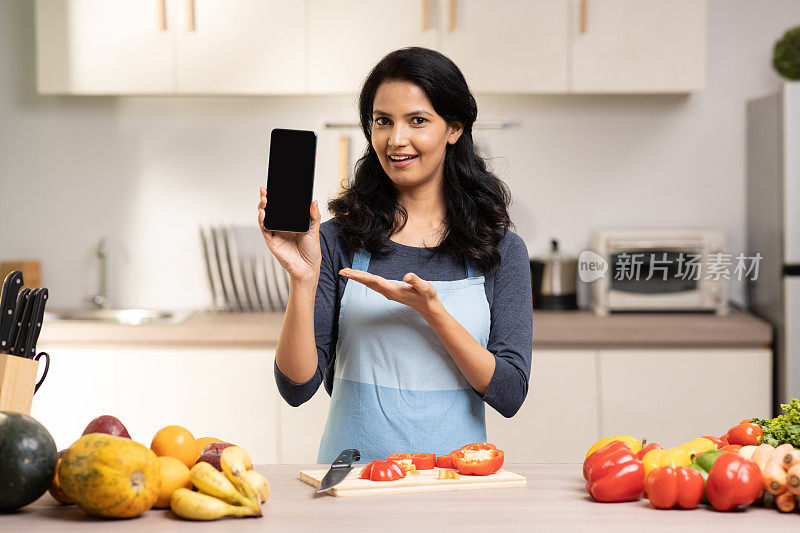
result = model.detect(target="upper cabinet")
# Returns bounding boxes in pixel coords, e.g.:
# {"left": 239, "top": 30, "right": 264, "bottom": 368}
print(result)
{"left": 176, "top": 0, "right": 305, "bottom": 94}
{"left": 36, "top": 0, "right": 174, "bottom": 94}
{"left": 307, "top": 0, "right": 438, "bottom": 94}
{"left": 35, "top": 0, "right": 707, "bottom": 95}
{"left": 440, "top": 0, "right": 569, "bottom": 94}
{"left": 570, "top": 0, "right": 706, "bottom": 93}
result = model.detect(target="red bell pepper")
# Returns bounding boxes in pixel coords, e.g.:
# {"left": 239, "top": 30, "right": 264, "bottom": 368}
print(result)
{"left": 584, "top": 440, "right": 631, "bottom": 480}
{"left": 702, "top": 436, "right": 725, "bottom": 449}
{"left": 436, "top": 454, "right": 455, "bottom": 469}
{"left": 705, "top": 452, "right": 762, "bottom": 511}
{"left": 359, "top": 460, "right": 406, "bottom": 481}
{"left": 451, "top": 444, "right": 504, "bottom": 476}
{"left": 726, "top": 423, "right": 763, "bottom": 446}
{"left": 386, "top": 453, "right": 436, "bottom": 470}
{"left": 585, "top": 445, "right": 645, "bottom": 503}
{"left": 719, "top": 434, "right": 729, "bottom": 447}
{"left": 645, "top": 465, "right": 705, "bottom": 510}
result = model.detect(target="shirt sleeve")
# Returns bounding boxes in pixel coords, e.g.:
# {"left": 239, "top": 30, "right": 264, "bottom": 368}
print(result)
{"left": 274, "top": 224, "right": 339, "bottom": 407}
{"left": 480, "top": 232, "right": 534, "bottom": 418}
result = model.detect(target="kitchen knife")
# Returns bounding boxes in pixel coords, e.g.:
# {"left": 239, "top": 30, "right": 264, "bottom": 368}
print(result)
{"left": 316, "top": 449, "right": 361, "bottom": 494}
{"left": 9, "top": 288, "right": 36, "bottom": 356}
{"left": 7, "top": 288, "right": 31, "bottom": 355}
{"left": 0, "top": 270, "right": 23, "bottom": 353}
{"left": 21, "top": 288, "right": 48, "bottom": 359}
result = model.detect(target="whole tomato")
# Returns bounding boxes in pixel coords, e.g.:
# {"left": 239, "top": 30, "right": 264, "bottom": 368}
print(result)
{"left": 727, "top": 423, "right": 763, "bottom": 446}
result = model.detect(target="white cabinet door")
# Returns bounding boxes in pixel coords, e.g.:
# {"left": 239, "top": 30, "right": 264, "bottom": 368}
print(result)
{"left": 29, "top": 345, "right": 121, "bottom": 451}
{"left": 277, "top": 385, "right": 331, "bottom": 464}
{"left": 485, "top": 350, "right": 598, "bottom": 463}
{"left": 440, "top": 0, "right": 569, "bottom": 94}
{"left": 35, "top": 0, "right": 175, "bottom": 94}
{"left": 176, "top": 0, "right": 305, "bottom": 94}
{"left": 599, "top": 349, "right": 771, "bottom": 447}
{"left": 116, "top": 347, "right": 280, "bottom": 464}
{"left": 570, "top": 0, "right": 706, "bottom": 93}
{"left": 307, "top": 0, "right": 438, "bottom": 94}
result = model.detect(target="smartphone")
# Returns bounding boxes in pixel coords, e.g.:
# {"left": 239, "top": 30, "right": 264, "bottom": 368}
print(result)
{"left": 263, "top": 128, "right": 317, "bottom": 233}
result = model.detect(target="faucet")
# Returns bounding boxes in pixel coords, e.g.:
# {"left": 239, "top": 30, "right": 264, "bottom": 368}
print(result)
{"left": 86, "top": 238, "right": 108, "bottom": 309}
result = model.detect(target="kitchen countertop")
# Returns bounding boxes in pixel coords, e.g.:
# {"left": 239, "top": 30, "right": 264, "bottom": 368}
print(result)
{"left": 37, "top": 308, "right": 772, "bottom": 349}
{"left": 13, "top": 463, "right": 799, "bottom": 531}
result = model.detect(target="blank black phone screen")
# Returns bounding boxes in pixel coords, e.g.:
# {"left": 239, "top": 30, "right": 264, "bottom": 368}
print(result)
{"left": 263, "top": 128, "right": 317, "bottom": 233}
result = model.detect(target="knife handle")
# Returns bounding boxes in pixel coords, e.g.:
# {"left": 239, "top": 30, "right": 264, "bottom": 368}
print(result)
{"left": 23, "top": 288, "right": 47, "bottom": 359}
{"left": 332, "top": 449, "right": 360, "bottom": 467}
{"left": 8, "top": 288, "right": 32, "bottom": 355}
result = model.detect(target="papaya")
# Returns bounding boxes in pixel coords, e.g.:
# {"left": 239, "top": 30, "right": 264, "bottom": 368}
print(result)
{"left": 59, "top": 434, "right": 161, "bottom": 518}
{"left": 48, "top": 450, "right": 74, "bottom": 505}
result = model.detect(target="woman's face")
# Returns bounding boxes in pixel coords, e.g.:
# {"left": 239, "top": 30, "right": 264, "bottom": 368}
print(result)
{"left": 371, "top": 80, "right": 463, "bottom": 190}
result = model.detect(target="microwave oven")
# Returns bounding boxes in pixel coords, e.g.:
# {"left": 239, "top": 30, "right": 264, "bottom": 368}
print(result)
{"left": 589, "top": 230, "right": 730, "bottom": 316}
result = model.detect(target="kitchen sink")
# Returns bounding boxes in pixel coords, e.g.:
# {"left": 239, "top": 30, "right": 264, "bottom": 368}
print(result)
{"left": 44, "top": 308, "right": 194, "bottom": 325}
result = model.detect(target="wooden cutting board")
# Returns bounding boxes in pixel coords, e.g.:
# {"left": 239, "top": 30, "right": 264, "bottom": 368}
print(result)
{"left": 300, "top": 466, "right": 526, "bottom": 497}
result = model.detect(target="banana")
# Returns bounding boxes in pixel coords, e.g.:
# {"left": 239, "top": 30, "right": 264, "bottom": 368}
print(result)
{"left": 191, "top": 461, "right": 258, "bottom": 511}
{"left": 244, "top": 469, "right": 271, "bottom": 502}
{"left": 220, "top": 446, "right": 261, "bottom": 513}
{"left": 169, "top": 488, "right": 259, "bottom": 521}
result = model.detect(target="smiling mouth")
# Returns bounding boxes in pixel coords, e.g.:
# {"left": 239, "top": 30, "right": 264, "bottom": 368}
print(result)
{"left": 388, "top": 155, "right": 418, "bottom": 162}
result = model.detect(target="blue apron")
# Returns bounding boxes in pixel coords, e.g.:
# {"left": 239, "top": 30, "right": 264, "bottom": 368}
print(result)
{"left": 317, "top": 248, "right": 491, "bottom": 463}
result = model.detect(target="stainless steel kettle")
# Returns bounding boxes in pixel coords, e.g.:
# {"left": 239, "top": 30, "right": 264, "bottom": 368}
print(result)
{"left": 530, "top": 239, "right": 578, "bottom": 310}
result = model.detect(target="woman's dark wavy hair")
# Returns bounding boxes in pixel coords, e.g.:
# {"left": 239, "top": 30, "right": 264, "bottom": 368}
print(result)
{"left": 328, "top": 46, "right": 512, "bottom": 274}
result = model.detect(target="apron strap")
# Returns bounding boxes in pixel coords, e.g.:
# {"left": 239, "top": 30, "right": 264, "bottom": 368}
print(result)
{"left": 465, "top": 256, "right": 478, "bottom": 278}
{"left": 352, "top": 249, "right": 371, "bottom": 272}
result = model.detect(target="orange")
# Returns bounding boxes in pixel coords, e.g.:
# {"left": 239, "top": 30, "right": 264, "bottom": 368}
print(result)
{"left": 151, "top": 425, "right": 196, "bottom": 467}
{"left": 194, "top": 437, "right": 223, "bottom": 461}
{"left": 154, "top": 456, "right": 191, "bottom": 508}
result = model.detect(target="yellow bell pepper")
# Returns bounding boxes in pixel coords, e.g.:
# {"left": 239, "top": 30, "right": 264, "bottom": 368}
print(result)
{"left": 585, "top": 435, "right": 642, "bottom": 459}
{"left": 676, "top": 437, "right": 716, "bottom": 456}
{"left": 642, "top": 447, "right": 693, "bottom": 476}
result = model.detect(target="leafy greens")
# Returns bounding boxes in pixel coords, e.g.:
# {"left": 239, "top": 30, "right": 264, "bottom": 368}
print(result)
{"left": 752, "top": 398, "right": 800, "bottom": 447}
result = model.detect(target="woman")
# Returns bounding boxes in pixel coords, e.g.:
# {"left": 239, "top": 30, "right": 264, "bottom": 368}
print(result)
{"left": 258, "top": 47, "right": 533, "bottom": 464}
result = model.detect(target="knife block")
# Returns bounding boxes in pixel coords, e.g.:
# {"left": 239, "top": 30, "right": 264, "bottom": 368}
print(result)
{"left": 0, "top": 354, "right": 39, "bottom": 414}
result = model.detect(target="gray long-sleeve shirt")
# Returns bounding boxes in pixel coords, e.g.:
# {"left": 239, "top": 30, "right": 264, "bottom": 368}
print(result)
{"left": 274, "top": 219, "right": 533, "bottom": 418}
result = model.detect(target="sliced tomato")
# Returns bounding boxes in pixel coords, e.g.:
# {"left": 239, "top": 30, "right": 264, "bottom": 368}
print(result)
{"left": 436, "top": 454, "right": 455, "bottom": 469}
{"left": 386, "top": 453, "right": 436, "bottom": 470}
{"left": 359, "top": 460, "right": 406, "bottom": 481}
{"left": 451, "top": 444, "right": 504, "bottom": 476}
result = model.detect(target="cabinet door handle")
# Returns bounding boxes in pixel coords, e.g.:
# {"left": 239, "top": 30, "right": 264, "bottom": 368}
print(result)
{"left": 186, "top": 0, "right": 196, "bottom": 32}
{"left": 448, "top": 0, "right": 456, "bottom": 32}
{"left": 157, "top": 0, "right": 167, "bottom": 31}
{"left": 580, "top": 0, "right": 588, "bottom": 34}
{"left": 421, "top": 0, "right": 429, "bottom": 31}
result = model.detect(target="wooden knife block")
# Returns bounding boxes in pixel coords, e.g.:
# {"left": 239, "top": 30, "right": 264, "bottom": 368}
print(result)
{"left": 0, "top": 354, "right": 39, "bottom": 414}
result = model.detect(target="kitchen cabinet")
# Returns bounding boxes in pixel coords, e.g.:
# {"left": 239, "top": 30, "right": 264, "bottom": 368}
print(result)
{"left": 36, "top": 0, "right": 707, "bottom": 95}
{"left": 175, "top": 0, "right": 305, "bottom": 94}
{"left": 486, "top": 350, "right": 598, "bottom": 463}
{"left": 30, "top": 345, "right": 281, "bottom": 464}
{"left": 439, "top": 0, "right": 569, "bottom": 93}
{"left": 570, "top": 0, "right": 706, "bottom": 93}
{"left": 36, "top": 0, "right": 174, "bottom": 94}
{"left": 599, "top": 349, "right": 771, "bottom": 446}
{"left": 36, "top": 0, "right": 305, "bottom": 94}
{"left": 29, "top": 346, "right": 120, "bottom": 450}
{"left": 306, "top": 0, "right": 438, "bottom": 94}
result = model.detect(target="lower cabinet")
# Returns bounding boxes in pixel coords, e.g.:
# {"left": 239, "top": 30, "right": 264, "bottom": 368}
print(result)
{"left": 31, "top": 345, "right": 281, "bottom": 464}
{"left": 486, "top": 350, "right": 598, "bottom": 463}
{"left": 30, "top": 344, "right": 771, "bottom": 464}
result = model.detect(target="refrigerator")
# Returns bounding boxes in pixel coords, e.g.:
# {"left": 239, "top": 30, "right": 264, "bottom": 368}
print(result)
{"left": 746, "top": 82, "right": 800, "bottom": 415}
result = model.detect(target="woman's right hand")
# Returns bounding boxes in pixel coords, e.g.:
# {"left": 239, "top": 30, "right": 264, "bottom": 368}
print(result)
{"left": 258, "top": 186, "right": 322, "bottom": 283}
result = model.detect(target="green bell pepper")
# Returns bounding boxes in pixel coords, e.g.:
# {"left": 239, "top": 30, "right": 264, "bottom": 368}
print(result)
{"left": 688, "top": 449, "right": 726, "bottom": 504}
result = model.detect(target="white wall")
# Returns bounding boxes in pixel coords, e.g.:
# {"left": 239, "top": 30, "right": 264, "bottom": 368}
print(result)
{"left": 1, "top": 0, "right": 798, "bottom": 310}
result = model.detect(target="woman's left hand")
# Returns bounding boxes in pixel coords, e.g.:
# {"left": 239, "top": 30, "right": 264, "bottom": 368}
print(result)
{"left": 339, "top": 268, "right": 441, "bottom": 318}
